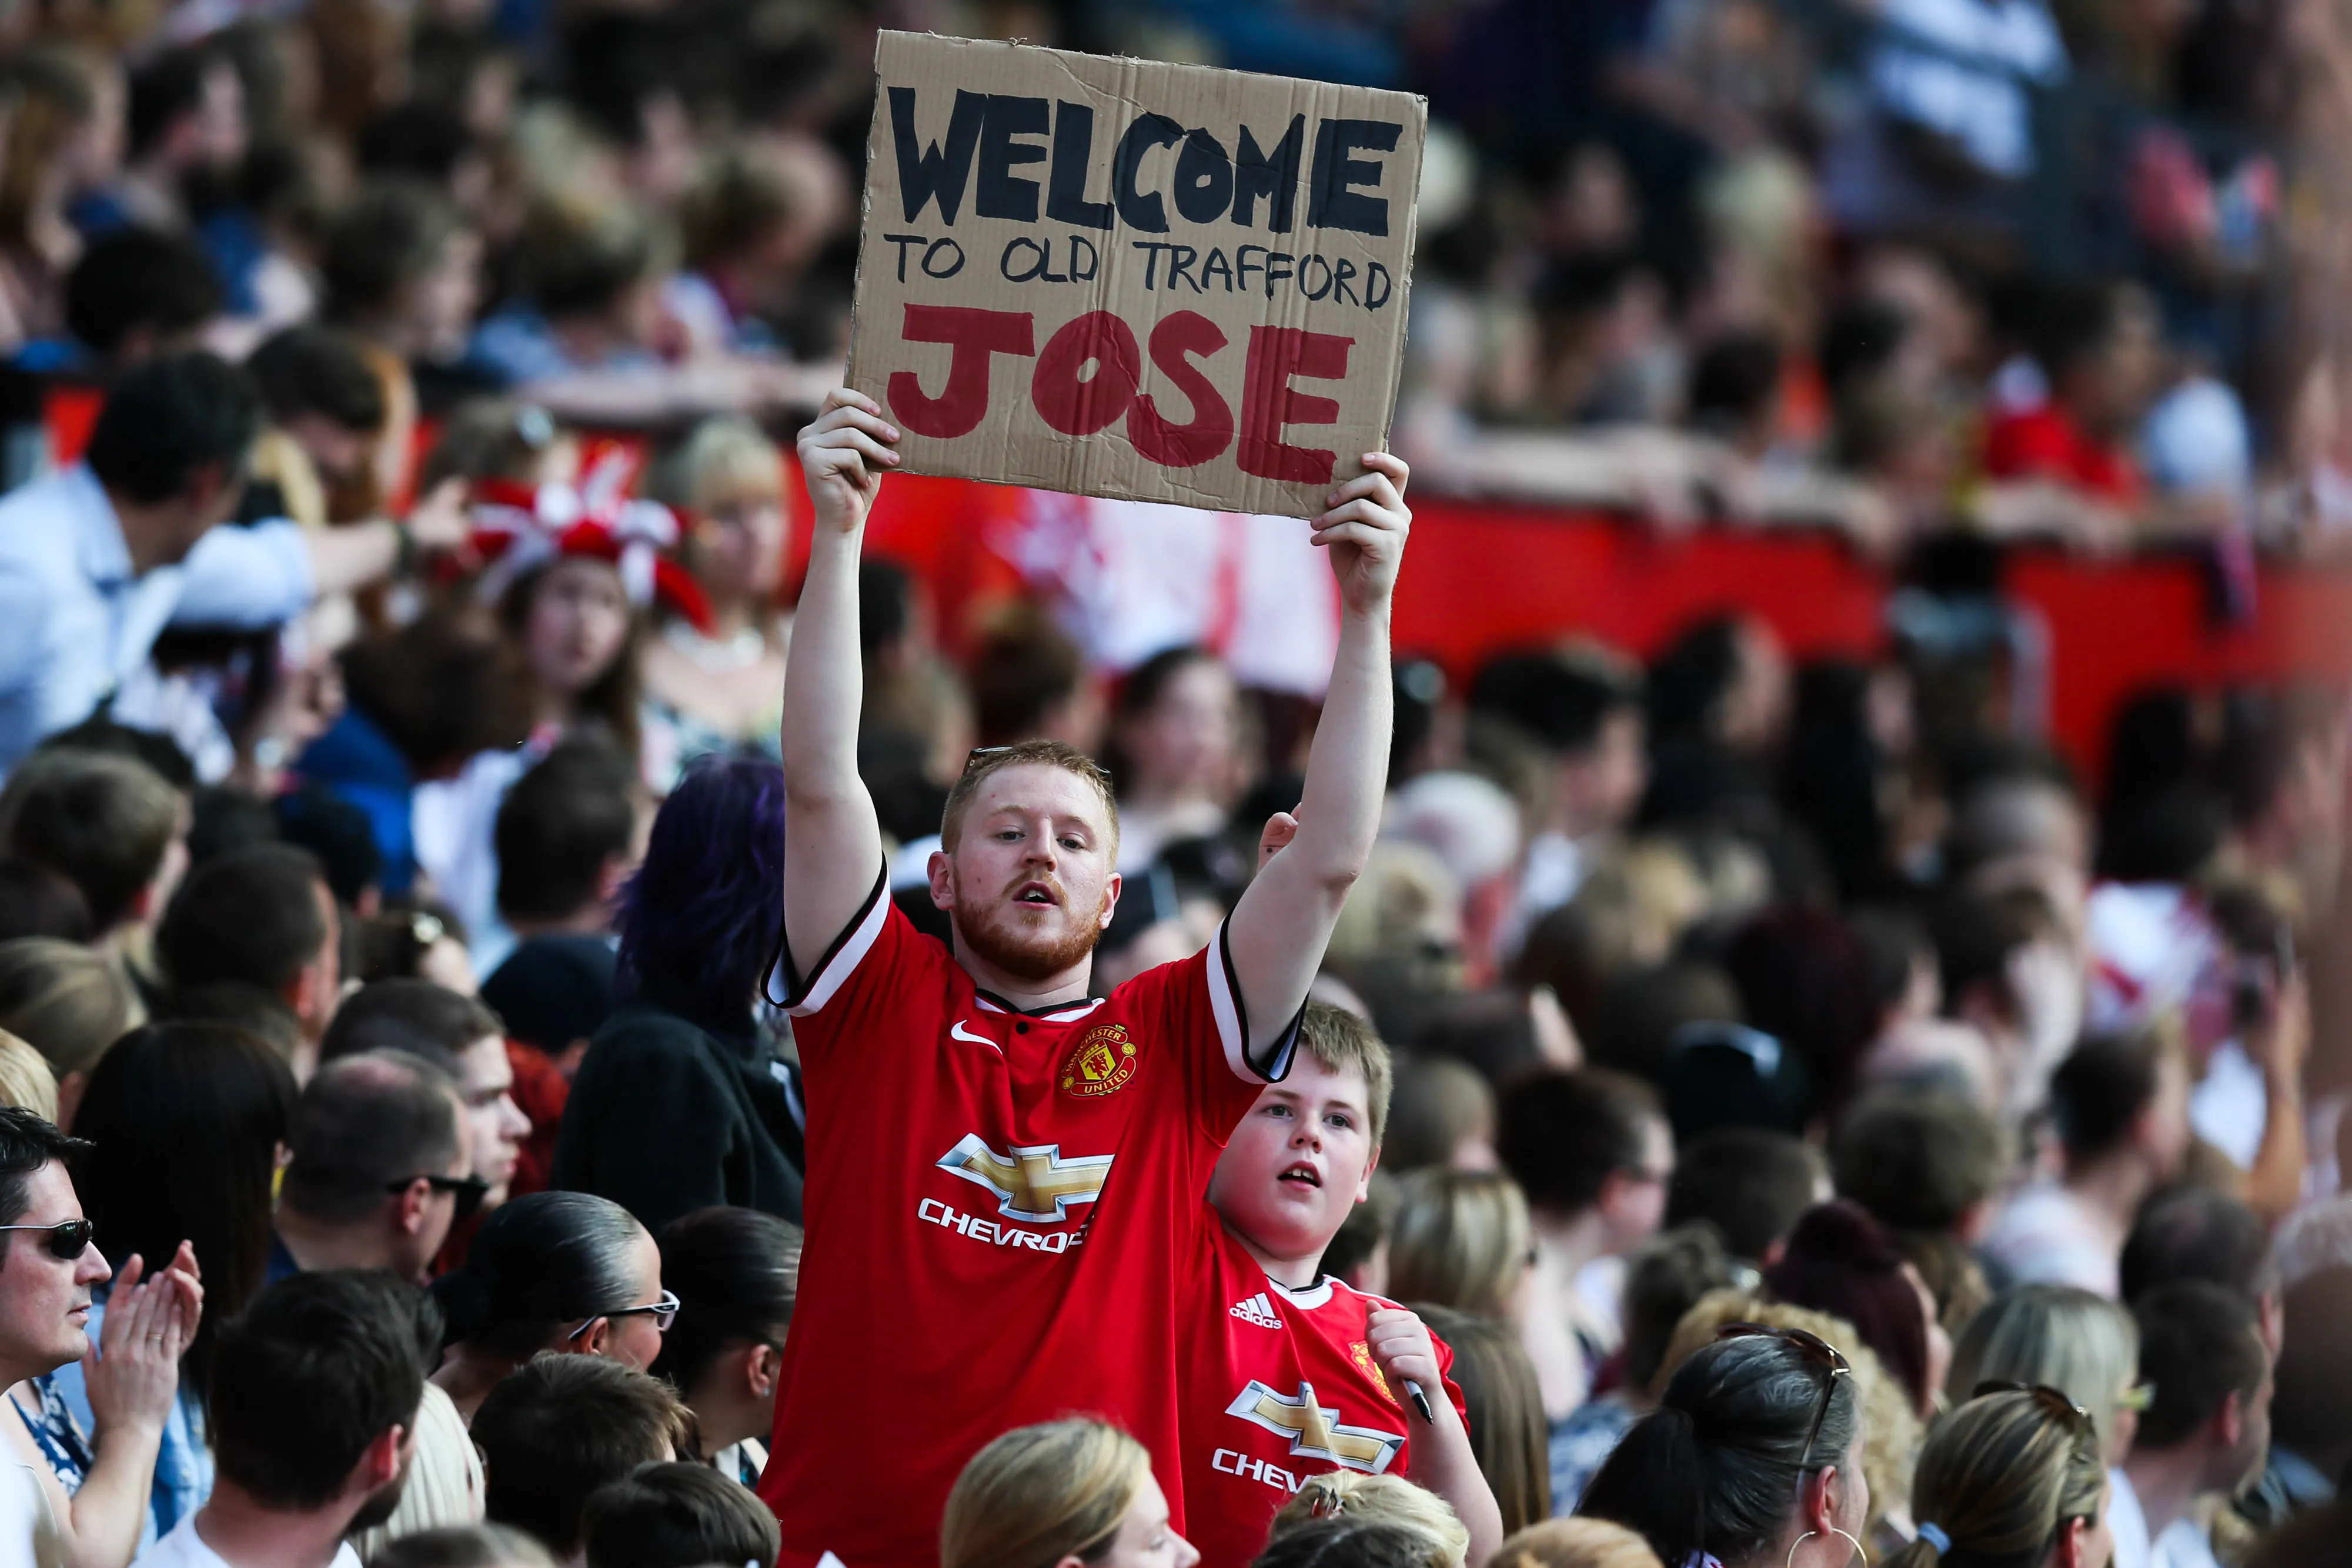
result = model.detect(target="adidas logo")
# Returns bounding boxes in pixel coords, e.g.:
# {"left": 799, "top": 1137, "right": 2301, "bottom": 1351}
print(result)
{"left": 1230, "top": 1292, "right": 1284, "bottom": 1329}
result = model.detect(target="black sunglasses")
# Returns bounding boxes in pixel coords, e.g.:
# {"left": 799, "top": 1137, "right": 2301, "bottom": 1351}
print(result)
{"left": 0, "top": 1219, "right": 94, "bottom": 1260}
{"left": 385, "top": 1174, "right": 490, "bottom": 1223}
{"left": 1718, "top": 1322, "right": 1852, "bottom": 1469}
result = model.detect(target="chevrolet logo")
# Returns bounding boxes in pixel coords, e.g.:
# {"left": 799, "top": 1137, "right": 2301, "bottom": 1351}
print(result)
{"left": 1224, "top": 1380, "right": 1404, "bottom": 1474}
{"left": 937, "top": 1135, "right": 1114, "bottom": 1225}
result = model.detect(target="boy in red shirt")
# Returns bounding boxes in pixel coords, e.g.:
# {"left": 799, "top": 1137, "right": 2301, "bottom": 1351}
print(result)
{"left": 1182, "top": 1004, "right": 1503, "bottom": 1568}
{"left": 759, "top": 390, "right": 1412, "bottom": 1568}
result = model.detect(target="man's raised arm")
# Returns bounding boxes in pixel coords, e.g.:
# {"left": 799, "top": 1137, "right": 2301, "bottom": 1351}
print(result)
{"left": 779, "top": 389, "right": 901, "bottom": 981}
{"left": 1225, "top": 453, "right": 1411, "bottom": 1061}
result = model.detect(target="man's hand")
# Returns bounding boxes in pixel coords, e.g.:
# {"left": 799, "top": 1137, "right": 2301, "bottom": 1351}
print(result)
{"left": 798, "top": 389, "right": 901, "bottom": 538}
{"left": 2247, "top": 969, "right": 2311, "bottom": 1090}
{"left": 1314, "top": 453, "right": 1411, "bottom": 617}
{"left": 403, "top": 477, "right": 473, "bottom": 557}
{"left": 1258, "top": 809, "right": 1300, "bottom": 873}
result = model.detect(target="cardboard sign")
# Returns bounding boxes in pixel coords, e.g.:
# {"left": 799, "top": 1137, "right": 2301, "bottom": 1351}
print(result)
{"left": 844, "top": 32, "right": 1427, "bottom": 519}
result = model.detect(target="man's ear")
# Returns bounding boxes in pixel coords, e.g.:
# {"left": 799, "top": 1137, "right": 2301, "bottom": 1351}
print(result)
{"left": 2215, "top": 1389, "right": 2246, "bottom": 1450}
{"left": 594, "top": 854, "right": 631, "bottom": 909}
{"left": 394, "top": 1179, "right": 430, "bottom": 1238}
{"left": 1097, "top": 871, "right": 1121, "bottom": 930}
{"left": 928, "top": 849, "right": 954, "bottom": 912}
{"left": 1357, "top": 1145, "right": 1380, "bottom": 1202}
{"left": 125, "top": 882, "right": 159, "bottom": 926}
{"left": 350, "top": 1425, "right": 405, "bottom": 1495}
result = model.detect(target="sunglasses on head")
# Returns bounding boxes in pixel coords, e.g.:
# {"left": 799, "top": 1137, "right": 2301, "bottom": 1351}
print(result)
{"left": 385, "top": 1173, "right": 490, "bottom": 1223}
{"left": 0, "top": 1219, "right": 94, "bottom": 1260}
{"left": 1972, "top": 1381, "right": 2102, "bottom": 1452}
{"left": 1717, "top": 1322, "right": 1852, "bottom": 1469}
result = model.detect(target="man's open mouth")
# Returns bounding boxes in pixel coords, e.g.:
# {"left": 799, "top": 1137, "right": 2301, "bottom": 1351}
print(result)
{"left": 1279, "top": 1163, "right": 1322, "bottom": 1188}
{"left": 1014, "top": 882, "right": 1060, "bottom": 905}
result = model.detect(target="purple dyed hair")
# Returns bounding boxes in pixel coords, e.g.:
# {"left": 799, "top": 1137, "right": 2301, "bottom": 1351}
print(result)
{"left": 616, "top": 757, "right": 787, "bottom": 1030}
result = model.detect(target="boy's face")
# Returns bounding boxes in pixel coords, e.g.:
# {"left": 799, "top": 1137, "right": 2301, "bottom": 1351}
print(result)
{"left": 1207, "top": 1057, "right": 1377, "bottom": 1264}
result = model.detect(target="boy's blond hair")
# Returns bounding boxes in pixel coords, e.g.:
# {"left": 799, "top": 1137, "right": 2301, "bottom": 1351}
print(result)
{"left": 1271, "top": 1475, "right": 1468, "bottom": 1568}
{"left": 1297, "top": 1002, "right": 1394, "bottom": 1153}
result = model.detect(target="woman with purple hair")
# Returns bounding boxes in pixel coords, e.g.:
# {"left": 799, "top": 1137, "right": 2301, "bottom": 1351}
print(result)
{"left": 547, "top": 757, "right": 804, "bottom": 1232}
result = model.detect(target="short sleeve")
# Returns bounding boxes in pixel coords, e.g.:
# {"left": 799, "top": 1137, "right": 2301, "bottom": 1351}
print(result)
{"left": 171, "top": 520, "right": 313, "bottom": 627}
{"left": 1121, "top": 921, "right": 1302, "bottom": 1146}
{"left": 779, "top": 869, "right": 954, "bottom": 1073}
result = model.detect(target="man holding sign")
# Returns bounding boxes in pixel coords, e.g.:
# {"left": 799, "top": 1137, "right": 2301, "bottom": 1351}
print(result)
{"left": 757, "top": 373, "right": 1406, "bottom": 1563}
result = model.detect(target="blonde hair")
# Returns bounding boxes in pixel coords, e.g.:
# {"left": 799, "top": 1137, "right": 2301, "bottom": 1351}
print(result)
{"left": 1488, "top": 1518, "right": 1664, "bottom": 1568}
{"left": 1945, "top": 1285, "right": 2139, "bottom": 1463}
{"left": 0, "top": 1031, "right": 59, "bottom": 1122}
{"left": 1389, "top": 1170, "right": 1531, "bottom": 1320}
{"left": 1655, "top": 1290, "right": 1920, "bottom": 1546}
{"left": 0, "top": 939, "right": 133, "bottom": 1078}
{"left": 1883, "top": 1389, "right": 2106, "bottom": 1568}
{"left": 1298, "top": 1003, "right": 1395, "bottom": 1151}
{"left": 1326, "top": 841, "right": 1461, "bottom": 974}
{"left": 647, "top": 416, "right": 783, "bottom": 517}
{"left": 941, "top": 1419, "right": 1152, "bottom": 1568}
{"left": 1271, "top": 1475, "right": 1468, "bottom": 1568}
{"left": 940, "top": 740, "right": 1120, "bottom": 857}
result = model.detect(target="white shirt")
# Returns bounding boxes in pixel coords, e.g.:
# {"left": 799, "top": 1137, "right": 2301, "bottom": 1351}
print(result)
{"left": 2107, "top": 1467, "right": 2150, "bottom": 1568}
{"left": 1981, "top": 1183, "right": 2119, "bottom": 1297}
{"left": 132, "top": 1515, "right": 359, "bottom": 1568}
{"left": 2151, "top": 1516, "right": 2221, "bottom": 1568}
{"left": 0, "top": 465, "right": 313, "bottom": 772}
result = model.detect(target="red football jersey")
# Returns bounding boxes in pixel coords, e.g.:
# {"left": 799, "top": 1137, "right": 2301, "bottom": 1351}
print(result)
{"left": 758, "top": 878, "right": 1297, "bottom": 1568}
{"left": 1178, "top": 1218, "right": 1469, "bottom": 1568}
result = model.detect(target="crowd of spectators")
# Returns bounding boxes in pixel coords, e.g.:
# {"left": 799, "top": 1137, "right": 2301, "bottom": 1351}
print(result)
{"left": 0, "top": 2, "right": 2331, "bottom": 1568}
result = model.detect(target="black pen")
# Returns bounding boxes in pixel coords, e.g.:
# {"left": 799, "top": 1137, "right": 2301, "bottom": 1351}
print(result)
{"left": 1403, "top": 1379, "right": 1435, "bottom": 1423}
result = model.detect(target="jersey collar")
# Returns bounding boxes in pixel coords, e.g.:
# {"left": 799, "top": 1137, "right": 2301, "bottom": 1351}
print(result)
{"left": 971, "top": 989, "right": 1107, "bottom": 1022}
{"left": 1265, "top": 1274, "right": 1338, "bottom": 1310}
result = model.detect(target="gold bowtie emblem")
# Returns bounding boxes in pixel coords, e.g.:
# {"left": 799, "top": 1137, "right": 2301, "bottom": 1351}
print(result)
{"left": 1224, "top": 1380, "right": 1405, "bottom": 1473}
{"left": 937, "top": 1135, "right": 1114, "bottom": 1224}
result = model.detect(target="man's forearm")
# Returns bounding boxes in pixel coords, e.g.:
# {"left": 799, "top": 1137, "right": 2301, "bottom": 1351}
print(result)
{"left": 780, "top": 527, "right": 866, "bottom": 803}
{"left": 303, "top": 519, "right": 401, "bottom": 597}
{"left": 1287, "top": 604, "right": 1392, "bottom": 889}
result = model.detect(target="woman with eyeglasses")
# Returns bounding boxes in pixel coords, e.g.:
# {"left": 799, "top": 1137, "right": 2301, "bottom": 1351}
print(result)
{"left": 1885, "top": 1386, "right": 2111, "bottom": 1568}
{"left": 429, "top": 1191, "right": 674, "bottom": 1423}
{"left": 1576, "top": 1325, "right": 1870, "bottom": 1568}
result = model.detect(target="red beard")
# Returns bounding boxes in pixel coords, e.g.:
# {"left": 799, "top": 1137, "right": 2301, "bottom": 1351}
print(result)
{"left": 951, "top": 874, "right": 1109, "bottom": 982}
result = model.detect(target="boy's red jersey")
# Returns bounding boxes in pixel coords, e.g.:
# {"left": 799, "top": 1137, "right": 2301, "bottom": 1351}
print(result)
{"left": 757, "top": 880, "right": 1297, "bottom": 1568}
{"left": 1177, "top": 1217, "right": 1468, "bottom": 1568}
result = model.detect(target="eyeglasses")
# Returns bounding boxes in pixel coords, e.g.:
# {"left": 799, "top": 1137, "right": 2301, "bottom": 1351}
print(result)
{"left": 0, "top": 1220, "right": 93, "bottom": 1260}
{"left": 384, "top": 1173, "right": 490, "bottom": 1223}
{"left": 1717, "top": 1322, "right": 1852, "bottom": 1469}
{"left": 567, "top": 1288, "right": 680, "bottom": 1339}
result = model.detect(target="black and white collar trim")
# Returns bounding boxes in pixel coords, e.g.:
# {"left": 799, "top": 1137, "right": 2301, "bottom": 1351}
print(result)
{"left": 972, "top": 990, "right": 1106, "bottom": 1022}
{"left": 1264, "top": 1273, "right": 1337, "bottom": 1310}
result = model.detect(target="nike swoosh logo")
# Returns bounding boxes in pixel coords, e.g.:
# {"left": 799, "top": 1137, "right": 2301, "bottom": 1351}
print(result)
{"left": 950, "top": 1021, "right": 992, "bottom": 1046}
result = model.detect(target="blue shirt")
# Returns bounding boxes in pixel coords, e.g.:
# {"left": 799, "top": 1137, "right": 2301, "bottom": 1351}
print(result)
{"left": 0, "top": 465, "right": 314, "bottom": 772}
{"left": 49, "top": 1299, "right": 212, "bottom": 1549}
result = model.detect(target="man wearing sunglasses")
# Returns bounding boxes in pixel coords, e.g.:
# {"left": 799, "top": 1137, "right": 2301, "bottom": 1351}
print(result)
{"left": 272, "top": 1052, "right": 479, "bottom": 1286}
{"left": 760, "top": 391, "right": 1412, "bottom": 1568}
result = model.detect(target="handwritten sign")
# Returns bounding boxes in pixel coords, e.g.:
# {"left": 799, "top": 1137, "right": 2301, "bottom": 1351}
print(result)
{"left": 845, "top": 32, "right": 1427, "bottom": 519}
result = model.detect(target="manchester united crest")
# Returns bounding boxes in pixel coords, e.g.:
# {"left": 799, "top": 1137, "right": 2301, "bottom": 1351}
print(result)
{"left": 1060, "top": 1022, "right": 1139, "bottom": 1099}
